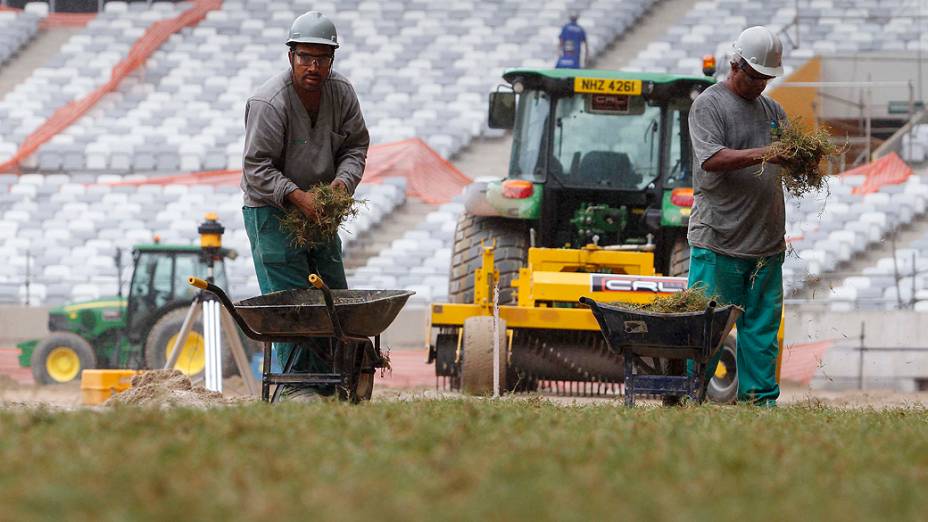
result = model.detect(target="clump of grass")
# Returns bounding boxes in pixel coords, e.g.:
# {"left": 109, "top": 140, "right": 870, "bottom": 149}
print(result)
{"left": 762, "top": 117, "right": 842, "bottom": 198}
{"left": 616, "top": 285, "right": 720, "bottom": 313}
{"left": 279, "top": 184, "right": 363, "bottom": 248}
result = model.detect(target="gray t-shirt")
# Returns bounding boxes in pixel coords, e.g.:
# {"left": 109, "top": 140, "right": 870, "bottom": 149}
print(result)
{"left": 241, "top": 69, "right": 370, "bottom": 208}
{"left": 687, "top": 82, "right": 787, "bottom": 258}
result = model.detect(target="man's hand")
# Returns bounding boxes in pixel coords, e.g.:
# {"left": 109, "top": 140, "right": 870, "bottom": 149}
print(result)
{"left": 286, "top": 189, "right": 319, "bottom": 221}
{"left": 330, "top": 178, "right": 348, "bottom": 194}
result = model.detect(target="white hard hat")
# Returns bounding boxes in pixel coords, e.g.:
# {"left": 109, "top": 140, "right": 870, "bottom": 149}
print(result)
{"left": 731, "top": 26, "right": 783, "bottom": 77}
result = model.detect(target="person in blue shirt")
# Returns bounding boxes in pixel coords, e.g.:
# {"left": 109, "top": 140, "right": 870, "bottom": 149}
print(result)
{"left": 556, "top": 11, "right": 588, "bottom": 69}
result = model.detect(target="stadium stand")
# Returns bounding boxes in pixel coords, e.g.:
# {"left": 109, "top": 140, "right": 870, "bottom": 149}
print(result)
{"left": 4, "top": 0, "right": 658, "bottom": 172}
{"left": 0, "top": 171, "right": 410, "bottom": 304}
{"left": 0, "top": 0, "right": 660, "bottom": 305}
{"left": 0, "top": 9, "right": 40, "bottom": 68}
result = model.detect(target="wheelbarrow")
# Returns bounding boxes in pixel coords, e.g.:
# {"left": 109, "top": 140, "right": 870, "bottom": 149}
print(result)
{"left": 188, "top": 275, "right": 414, "bottom": 403}
{"left": 579, "top": 297, "right": 742, "bottom": 406}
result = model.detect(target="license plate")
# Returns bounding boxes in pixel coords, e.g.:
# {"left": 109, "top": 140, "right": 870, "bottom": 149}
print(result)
{"left": 574, "top": 77, "right": 642, "bottom": 96}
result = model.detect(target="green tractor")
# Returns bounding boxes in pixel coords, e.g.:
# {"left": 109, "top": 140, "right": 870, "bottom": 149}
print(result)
{"left": 17, "top": 244, "right": 240, "bottom": 385}
{"left": 443, "top": 67, "right": 740, "bottom": 402}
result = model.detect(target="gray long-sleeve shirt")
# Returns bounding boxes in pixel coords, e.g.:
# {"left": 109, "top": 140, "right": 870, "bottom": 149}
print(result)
{"left": 241, "top": 69, "right": 370, "bottom": 208}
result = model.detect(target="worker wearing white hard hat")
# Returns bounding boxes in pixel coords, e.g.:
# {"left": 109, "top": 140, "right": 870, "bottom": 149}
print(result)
{"left": 683, "top": 26, "right": 788, "bottom": 407}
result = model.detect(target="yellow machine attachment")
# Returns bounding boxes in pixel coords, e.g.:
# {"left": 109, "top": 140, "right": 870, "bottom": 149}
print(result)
{"left": 432, "top": 243, "right": 684, "bottom": 332}
{"left": 428, "top": 243, "right": 784, "bottom": 400}
{"left": 429, "top": 243, "right": 688, "bottom": 395}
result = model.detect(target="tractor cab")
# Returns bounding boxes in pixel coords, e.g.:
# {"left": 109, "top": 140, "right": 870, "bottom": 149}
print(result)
{"left": 475, "top": 68, "right": 713, "bottom": 275}
{"left": 125, "top": 244, "right": 230, "bottom": 343}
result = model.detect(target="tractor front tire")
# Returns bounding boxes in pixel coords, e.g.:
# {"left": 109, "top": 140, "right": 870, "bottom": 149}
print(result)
{"left": 448, "top": 215, "right": 529, "bottom": 305}
{"left": 460, "top": 316, "right": 508, "bottom": 396}
{"left": 145, "top": 307, "right": 235, "bottom": 378}
{"left": 31, "top": 332, "right": 97, "bottom": 385}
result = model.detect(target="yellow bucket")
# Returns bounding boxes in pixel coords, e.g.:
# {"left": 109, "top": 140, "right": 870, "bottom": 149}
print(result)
{"left": 80, "top": 369, "right": 138, "bottom": 405}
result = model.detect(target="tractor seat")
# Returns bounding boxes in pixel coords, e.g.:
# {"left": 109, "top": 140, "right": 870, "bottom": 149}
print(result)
{"left": 578, "top": 151, "right": 641, "bottom": 188}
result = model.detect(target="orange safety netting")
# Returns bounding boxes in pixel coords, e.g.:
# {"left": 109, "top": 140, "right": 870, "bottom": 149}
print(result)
{"left": 0, "top": 0, "right": 222, "bottom": 173}
{"left": 778, "top": 340, "right": 833, "bottom": 385}
{"left": 840, "top": 152, "right": 912, "bottom": 195}
{"left": 110, "top": 138, "right": 473, "bottom": 204}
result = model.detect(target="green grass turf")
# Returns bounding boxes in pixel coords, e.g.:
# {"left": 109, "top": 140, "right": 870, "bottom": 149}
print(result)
{"left": 0, "top": 399, "right": 926, "bottom": 522}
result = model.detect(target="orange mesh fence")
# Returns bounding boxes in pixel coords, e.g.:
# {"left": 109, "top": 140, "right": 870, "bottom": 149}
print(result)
{"left": 778, "top": 340, "right": 833, "bottom": 385}
{"left": 840, "top": 152, "right": 912, "bottom": 195}
{"left": 0, "top": 0, "right": 222, "bottom": 173}
{"left": 109, "top": 138, "right": 473, "bottom": 205}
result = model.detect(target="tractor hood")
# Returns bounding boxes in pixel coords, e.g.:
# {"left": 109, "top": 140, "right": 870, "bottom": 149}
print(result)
{"left": 50, "top": 296, "right": 127, "bottom": 332}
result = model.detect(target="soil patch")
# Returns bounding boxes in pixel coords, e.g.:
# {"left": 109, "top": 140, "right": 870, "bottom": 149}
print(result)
{"left": 106, "top": 370, "right": 231, "bottom": 408}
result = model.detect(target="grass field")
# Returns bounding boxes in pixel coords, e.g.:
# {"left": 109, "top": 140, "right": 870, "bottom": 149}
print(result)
{"left": 1, "top": 399, "right": 926, "bottom": 521}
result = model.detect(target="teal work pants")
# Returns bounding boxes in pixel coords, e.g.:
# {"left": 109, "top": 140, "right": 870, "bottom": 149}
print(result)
{"left": 687, "top": 246, "right": 783, "bottom": 405}
{"left": 242, "top": 206, "right": 348, "bottom": 374}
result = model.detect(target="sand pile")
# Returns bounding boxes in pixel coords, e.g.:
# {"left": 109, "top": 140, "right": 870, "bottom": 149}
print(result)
{"left": 105, "top": 370, "right": 229, "bottom": 408}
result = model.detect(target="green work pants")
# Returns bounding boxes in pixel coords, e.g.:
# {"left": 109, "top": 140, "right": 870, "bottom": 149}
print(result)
{"left": 687, "top": 246, "right": 783, "bottom": 405}
{"left": 242, "top": 206, "right": 348, "bottom": 375}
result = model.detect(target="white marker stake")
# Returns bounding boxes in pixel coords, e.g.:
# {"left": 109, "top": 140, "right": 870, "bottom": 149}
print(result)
{"left": 492, "top": 282, "right": 500, "bottom": 398}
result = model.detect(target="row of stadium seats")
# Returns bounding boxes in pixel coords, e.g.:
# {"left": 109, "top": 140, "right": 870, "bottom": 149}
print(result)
{"left": 346, "top": 202, "right": 462, "bottom": 305}
{"left": 783, "top": 173, "right": 928, "bottom": 303}
{"left": 624, "top": 0, "right": 920, "bottom": 80}
{"left": 1, "top": 0, "right": 659, "bottom": 171}
{"left": 0, "top": 1, "right": 187, "bottom": 164}
{"left": 0, "top": 172, "right": 408, "bottom": 305}
{"left": 0, "top": 10, "right": 39, "bottom": 67}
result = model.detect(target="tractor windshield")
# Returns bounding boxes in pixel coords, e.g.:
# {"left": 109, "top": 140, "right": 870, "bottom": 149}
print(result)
{"left": 550, "top": 94, "right": 662, "bottom": 190}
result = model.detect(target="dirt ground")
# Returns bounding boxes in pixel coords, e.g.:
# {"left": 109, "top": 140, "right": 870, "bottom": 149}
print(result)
{"left": 3, "top": 372, "right": 927, "bottom": 410}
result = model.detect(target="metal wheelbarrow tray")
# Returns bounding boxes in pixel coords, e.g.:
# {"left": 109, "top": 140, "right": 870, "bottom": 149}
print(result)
{"left": 579, "top": 297, "right": 742, "bottom": 406}
{"left": 190, "top": 276, "right": 413, "bottom": 403}
{"left": 234, "top": 288, "right": 414, "bottom": 338}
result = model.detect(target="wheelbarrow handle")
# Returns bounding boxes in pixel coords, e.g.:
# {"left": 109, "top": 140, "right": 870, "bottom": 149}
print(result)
{"left": 188, "top": 276, "right": 265, "bottom": 341}
{"left": 308, "top": 274, "right": 347, "bottom": 341}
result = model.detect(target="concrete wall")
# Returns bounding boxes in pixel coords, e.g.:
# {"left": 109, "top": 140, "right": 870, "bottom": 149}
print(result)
{"left": 785, "top": 307, "right": 928, "bottom": 392}
{"left": 0, "top": 305, "right": 50, "bottom": 346}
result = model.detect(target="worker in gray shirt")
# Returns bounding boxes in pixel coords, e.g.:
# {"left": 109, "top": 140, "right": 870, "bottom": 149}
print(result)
{"left": 241, "top": 11, "right": 369, "bottom": 394}
{"left": 686, "top": 26, "right": 787, "bottom": 406}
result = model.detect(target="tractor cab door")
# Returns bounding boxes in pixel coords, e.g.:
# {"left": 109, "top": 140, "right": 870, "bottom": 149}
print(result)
{"left": 126, "top": 250, "right": 228, "bottom": 341}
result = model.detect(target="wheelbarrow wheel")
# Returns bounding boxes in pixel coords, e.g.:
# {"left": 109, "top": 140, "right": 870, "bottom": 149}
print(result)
{"left": 707, "top": 334, "right": 738, "bottom": 404}
{"left": 460, "top": 316, "right": 507, "bottom": 396}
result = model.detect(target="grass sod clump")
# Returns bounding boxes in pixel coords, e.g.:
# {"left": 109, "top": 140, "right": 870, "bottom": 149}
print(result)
{"left": 278, "top": 184, "right": 363, "bottom": 248}
{"left": 762, "top": 117, "right": 841, "bottom": 198}
{"left": 617, "top": 285, "right": 720, "bottom": 313}
{"left": 1, "top": 401, "right": 927, "bottom": 521}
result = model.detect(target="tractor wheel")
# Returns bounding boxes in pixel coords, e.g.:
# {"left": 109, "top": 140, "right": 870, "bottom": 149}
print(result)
{"left": 460, "top": 316, "right": 507, "bottom": 396}
{"left": 707, "top": 335, "right": 738, "bottom": 404}
{"left": 144, "top": 308, "right": 235, "bottom": 378}
{"left": 669, "top": 236, "right": 690, "bottom": 278}
{"left": 448, "top": 215, "right": 529, "bottom": 305}
{"left": 31, "top": 332, "right": 97, "bottom": 385}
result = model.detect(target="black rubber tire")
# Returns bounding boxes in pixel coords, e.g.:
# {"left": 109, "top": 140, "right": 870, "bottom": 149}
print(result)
{"left": 30, "top": 332, "right": 97, "bottom": 385}
{"left": 144, "top": 307, "right": 235, "bottom": 378}
{"left": 707, "top": 335, "right": 738, "bottom": 404}
{"left": 669, "top": 236, "right": 690, "bottom": 277}
{"left": 448, "top": 215, "right": 529, "bottom": 305}
{"left": 460, "top": 316, "right": 508, "bottom": 396}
